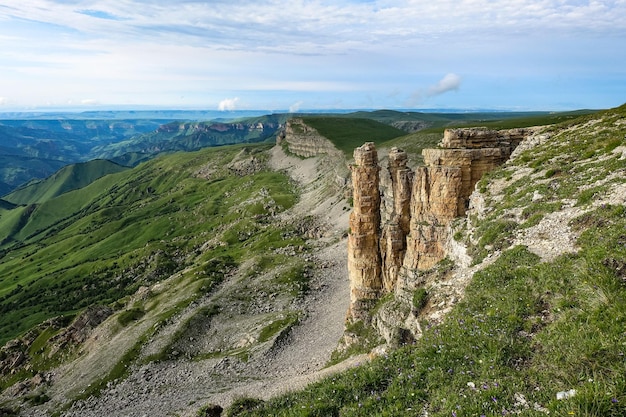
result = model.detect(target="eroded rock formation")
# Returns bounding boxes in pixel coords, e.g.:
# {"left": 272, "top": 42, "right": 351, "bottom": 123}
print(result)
{"left": 347, "top": 143, "right": 382, "bottom": 322}
{"left": 347, "top": 127, "right": 533, "bottom": 321}
{"left": 277, "top": 118, "right": 343, "bottom": 158}
{"left": 380, "top": 148, "right": 413, "bottom": 292}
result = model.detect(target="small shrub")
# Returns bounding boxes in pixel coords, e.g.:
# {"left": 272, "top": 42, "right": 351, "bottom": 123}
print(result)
{"left": 196, "top": 403, "right": 223, "bottom": 417}
{"left": 117, "top": 308, "right": 145, "bottom": 326}
{"left": 227, "top": 397, "right": 264, "bottom": 416}
{"left": 0, "top": 406, "right": 18, "bottom": 417}
{"left": 544, "top": 168, "right": 560, "bottom": 178}
{"left": 26, "top": 393, "right": 50, "bottom": 405}
{"left": 412, "top": 288, "right": 428, "bottom": 312}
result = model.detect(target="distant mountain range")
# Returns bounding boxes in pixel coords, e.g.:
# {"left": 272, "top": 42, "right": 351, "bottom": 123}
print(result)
{"left": 0, "top": 109, "right": 594, "bottom": 196}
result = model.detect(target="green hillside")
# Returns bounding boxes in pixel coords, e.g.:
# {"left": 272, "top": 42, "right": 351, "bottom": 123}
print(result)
{"left": 4, "top": 159, "right": 129, "bottom": 205}
{"left": 0, "top": 144, "right": 301, "bottom": 346}
{"left": 0, "top": 156, "right": 68, "bottom": 197}
{"left": 0, "top": 115, "right": 288, "bottom": 195}
{"left": 300, "top": 116, "right": 406, "bottom": 154}
{"left": 221, "top": 106, "right": 626, "bottom": 417}
{"left": 89, "top": 114, "right": 290, "bottom": 160}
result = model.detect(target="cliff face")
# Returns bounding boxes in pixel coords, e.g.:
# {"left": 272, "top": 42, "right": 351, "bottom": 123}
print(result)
{"left": 277, "top": 118, "right": 343, "bottom": 158}
{"left": 276, "top": 118, "right": 350, "bottom": 201}
{"left": 380, "top": 148, "right": 413, "bottom": 293}
{"left": 347, "top": 143, "right": 383, "bottom": 322}
{"left": 347, "top": 127, "right": 534, "bottom": 321}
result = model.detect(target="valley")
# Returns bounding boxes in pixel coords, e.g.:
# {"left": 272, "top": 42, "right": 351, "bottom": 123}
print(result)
{"left": 0, "top": 106, "right": 623, "bottom": 416}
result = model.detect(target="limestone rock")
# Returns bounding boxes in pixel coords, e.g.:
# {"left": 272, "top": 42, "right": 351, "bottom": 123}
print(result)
{"left": 47, "top": 305, "right": 113, "bottom": 357}
{"left": 347, "top": 142, "right": 382, "bottom": 321}
{"left": 402, "top": 166, "right": 462, "bottom": 271}
{"left": 346, "top": 127, "right": 534, "bottom": 328}
{"left": 277, "top": 119, "right": 342, "bottom": 158}
{"left": 442, "top": 127, "right": 529, "bottom": 149}
{"left": 381, "top": 148, "right": 413, "bottom": 291}
{"left": 387, "top": 147, "right": 413, "bottom": 235}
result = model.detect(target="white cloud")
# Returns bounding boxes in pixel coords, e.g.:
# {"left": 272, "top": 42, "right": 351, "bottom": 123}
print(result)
{"left": 427, "top": 73, "right": 461, "bottom": 96}
{"left": 218, "top": 97, "right": 240, "bottom": 111}
{"left": 0, "top": 97, "right": 7, "bottom": 105}
{"left": 81, "top": 98, "right": 99, "bottom": 105}
{"left": 289, "top": 101, "right": 304, "bottom": 113}
{"left": 0, "top": 1, "right": 624, "bottom": 110}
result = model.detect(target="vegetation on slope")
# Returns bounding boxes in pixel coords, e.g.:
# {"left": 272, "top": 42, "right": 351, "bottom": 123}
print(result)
{"left": 300, "top": 117, "right": 406, "bottom": 155}
{"left": 4, "top": 159, "right": 129, "bottom": 205}
{"left": 0, "top": 144, "right": 301, "bottom": 346}
{"left": 0, "top": 115, "right": 288, "bottom": 195}
{"left": 222, "top": 105, "right": 626, "bottom": 417}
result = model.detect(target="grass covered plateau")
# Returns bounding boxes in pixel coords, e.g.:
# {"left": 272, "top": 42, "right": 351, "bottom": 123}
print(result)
{"left": 300, "top": 117, "right": 406, "bottom": 155}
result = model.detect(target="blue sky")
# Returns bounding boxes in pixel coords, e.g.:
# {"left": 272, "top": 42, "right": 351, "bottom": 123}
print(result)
{"left": 0, "top": 0, "right": 625, "bottom": 111}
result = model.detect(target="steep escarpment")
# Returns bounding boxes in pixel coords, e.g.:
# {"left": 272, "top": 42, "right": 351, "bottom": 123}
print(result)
{"left": 277, "top": 118, "right": 344, "bottom": 158}
{"left": 276, "top": 118, "right": 351, "bottom": 208}
{"left": 347, "top": 127, "right": 535, "bottom": 323}
{"left": 225, "top": 105, "right": 626, "bottom": 417}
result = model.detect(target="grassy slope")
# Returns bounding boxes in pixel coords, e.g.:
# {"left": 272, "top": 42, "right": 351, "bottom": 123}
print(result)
{"left": 226, "top": 105, "right": 626, "bottom": 417}
{"left": 4, "top": 159, "right": 129, "bottom": 205}
{"left": 317, "top": 110, "right": 598, "bottom": 167}
{"left": 0, "top": 144, "right": 303, "bottom": 346}
{"left": 300, "top": 117, "right": 406, "bottom": 155}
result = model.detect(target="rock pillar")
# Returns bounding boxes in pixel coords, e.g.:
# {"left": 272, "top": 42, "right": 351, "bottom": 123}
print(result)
{"left": 381, "top": 148, "right": 413, "bottom": 291}
{"left": 347, "top": 128, "right": 534, "bottom": 323}
{"left": 347, "top": 142, "right": 382, "bottom": 322}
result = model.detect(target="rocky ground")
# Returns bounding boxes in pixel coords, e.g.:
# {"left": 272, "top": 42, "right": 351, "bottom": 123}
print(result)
{"left": 61, "top": 240, "right": 353, "bottom": 417}
{"left": 42, "top": 145, "right": 356, "bottom": 417}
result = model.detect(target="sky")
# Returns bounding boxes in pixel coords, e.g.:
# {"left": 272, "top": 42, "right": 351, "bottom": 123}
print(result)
{"left": 0, "top": 0, "right": 625, "bottom": 112}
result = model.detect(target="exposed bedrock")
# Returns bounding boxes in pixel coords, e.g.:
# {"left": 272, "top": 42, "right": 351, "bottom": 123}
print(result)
{"left": 347, "top": 142, "right": 382, "bottom": 322}
{"left": 347, "top": 127, "right": 534, "bottom": 322}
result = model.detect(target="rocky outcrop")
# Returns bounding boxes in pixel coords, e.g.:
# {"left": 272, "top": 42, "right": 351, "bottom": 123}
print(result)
{"left": 347, "top": 127, "right": 534, "bottom": 321}
{"left": 49, "top": 305, "right": 112, "bottom": 348}
{"left": 227, "top": 148, "right": 266, "bottom": 177}
{"left": 277, "top": 119, "right": 343, "bottom": 158}
{"left": 347, "top": 143, "right": 382, "bottom": 322}
{"left": 401, "top": 164, "right": 462, "bottom": 272}
{"left": 380, "top": 148, "right": 413, "bottom": 292}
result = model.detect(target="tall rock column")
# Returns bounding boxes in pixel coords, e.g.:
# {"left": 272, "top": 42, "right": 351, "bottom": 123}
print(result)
{"left": 347, "top": 142, "right": 382, "bottom": 322}
{"left": 381, "top": 148, "right": 413, "bottom": 292}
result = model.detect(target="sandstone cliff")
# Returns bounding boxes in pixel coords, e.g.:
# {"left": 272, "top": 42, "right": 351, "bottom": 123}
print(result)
{"left": 347, "top": 143, "right": 382, "bottom": 322}
{"left": 347, "top": 127, "right": 535, "bottom": 324}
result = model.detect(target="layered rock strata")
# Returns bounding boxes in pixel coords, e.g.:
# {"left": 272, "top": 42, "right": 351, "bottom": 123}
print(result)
{"left": 277, "top": 118, "right": 342, "bottom": 158}
{"left": 347, "top": 128, "right": 533, "bottom": 321}
{"left": 347, "top": 143, "right": 383, "bottom": 322}
{"left": 380, "top": 148, "right": 413, "bottom": 292}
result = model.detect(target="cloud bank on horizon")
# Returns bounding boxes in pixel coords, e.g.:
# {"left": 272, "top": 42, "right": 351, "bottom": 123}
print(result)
{"left": 0, "top": 0, "right": 625, "bottom": 111}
